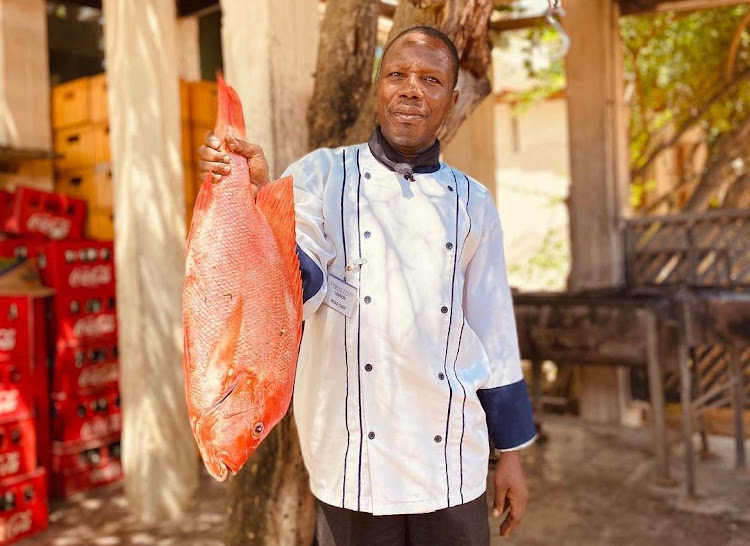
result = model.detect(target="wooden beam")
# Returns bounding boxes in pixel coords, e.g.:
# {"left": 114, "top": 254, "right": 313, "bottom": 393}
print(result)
{"left": 620, "top": 0, "right": 750, "bottom": 16}
{"left": 490, "top": 15, "right": 548, "bottom": 32}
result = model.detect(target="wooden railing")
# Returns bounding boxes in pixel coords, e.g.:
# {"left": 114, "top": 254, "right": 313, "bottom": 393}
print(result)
{"left": 623, "top": 209, "right": 750, "bottom": 289}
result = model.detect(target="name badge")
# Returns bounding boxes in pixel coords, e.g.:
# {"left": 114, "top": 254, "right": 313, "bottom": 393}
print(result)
{"left": 324, "top": 275, "right": 358, "bottom": 318}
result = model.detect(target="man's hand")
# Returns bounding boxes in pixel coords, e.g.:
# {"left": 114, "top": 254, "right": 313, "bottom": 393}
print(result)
{"left": 492, "top": 451, "right": 528, "bottom": 538}
{"left": 198, "top": 132, "right": 270, "bottom": 190}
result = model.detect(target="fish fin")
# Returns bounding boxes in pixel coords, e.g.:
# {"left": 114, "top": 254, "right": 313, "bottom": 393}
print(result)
{"left": 214, "top": 73, "right": 247, "bottom": 144}
{"left": 206, "top": 293, "right": 244, "bottom": 382}
{"left": 255, "top": 176, "right": 303, "bottom": 313}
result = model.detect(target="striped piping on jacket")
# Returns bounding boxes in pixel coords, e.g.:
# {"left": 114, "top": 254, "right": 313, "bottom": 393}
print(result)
{"left": 355, "top": 148, "right": 365, "bottom": 511}
{"left": 340, "top": 149, "right": 351, "bottom": 508}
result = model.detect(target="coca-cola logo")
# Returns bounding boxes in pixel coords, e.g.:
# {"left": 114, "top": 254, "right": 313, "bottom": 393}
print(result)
{"left": 0, "top": 452, "right": 20, "bottom": 476}
{"left": 0, "top": 390, "right": 19, "bottom": 414}
{"left": 26, "top": 213, "right": 71, "bottom": 240}
{"left": 90, "top": 461, "right": 121, "bottom": 484}
{"left": 0, "top": 510, "right": 32, "bottom": 541}
{"left": 69, "top": 265, "right": 113, "bottom": 289}
{"left": 78, "top": 363, "right": 119, "bottom": 389}
{"left": 73, "top": 315, "right": 116, "bottom": 338}
{"left": 80, "top": 418, "right": 109, "bottom": 440}
{"left": 0, "top": 329, "right": 16, "bottom": 351}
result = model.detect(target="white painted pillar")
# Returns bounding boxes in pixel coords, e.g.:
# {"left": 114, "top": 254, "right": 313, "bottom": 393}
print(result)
{"left": 177, "top": 16, "right": 201, "bottom": 81}
{"left": 102, "top": 0, "right": 197, "bottom": 522}
{"left": 219, "top": 0, "right": 319, "bottom": 177}
{"left": 0, "top": 0, "right": 51, "bottom": 149}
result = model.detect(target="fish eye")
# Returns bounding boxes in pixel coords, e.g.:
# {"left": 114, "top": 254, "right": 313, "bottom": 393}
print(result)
{"left": 252, "top": 423, "right": 264, "bottom": 437}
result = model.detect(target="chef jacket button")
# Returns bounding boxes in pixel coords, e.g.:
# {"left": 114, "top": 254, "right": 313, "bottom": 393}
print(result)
{"left": 438, "top": 373, "right": 445, "bottom": 380}
{"left": 365, "top": 364, "right": 373, "bottom": 372}
{"left": 434, "top": 435, "right": 442, "bottom": 443}
{"left": 446, "top": 242, "right": 453, "bottom": 250}
{"left": 364, "top": 172, "right": 371, "bottom": 179}
{"left": 441, "top": 306, "right": 448, "bottom": 314}
{"left": 364, "top": 231, "right": 371, "bottom": 239}
{"left": 447, "top": 186, "right": 454, "bottom": 192}
{"left": 364, "top": 296, "right": 372, "bottom": 304}
{"left": 368, "top": 431, "right": 375, "bottom": 440}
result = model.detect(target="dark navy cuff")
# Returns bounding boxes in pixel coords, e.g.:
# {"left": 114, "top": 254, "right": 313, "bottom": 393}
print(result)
{"left": 296, "top": 244, "right": 324, "bottom": 304}
{"left": 477, "top": 379, "right": 536, "bottom": 450}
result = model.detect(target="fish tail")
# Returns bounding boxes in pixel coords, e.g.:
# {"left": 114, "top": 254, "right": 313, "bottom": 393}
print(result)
{"left": 214, "top": 72, "right": 247, "bottom": 143}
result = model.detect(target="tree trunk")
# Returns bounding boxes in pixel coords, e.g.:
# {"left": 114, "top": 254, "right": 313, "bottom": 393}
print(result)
{"left": 307, "top": 0, "right": 380, "bottom": 149}
{"left": 226, "top": 410, "right": 315, "bottom": 545}
{"left": 310, "top": 0, "right": 495, "bottom": 147}
{"left": 685, "top": 114, "right": 750, "bottom": 211}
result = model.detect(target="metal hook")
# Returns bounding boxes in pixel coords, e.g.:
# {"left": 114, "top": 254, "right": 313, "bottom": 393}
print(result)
{"left": 545, "top": 0, "right": 570, "bottom": 61}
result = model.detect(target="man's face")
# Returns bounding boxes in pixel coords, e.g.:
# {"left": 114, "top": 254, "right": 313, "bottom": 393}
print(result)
{"left": 376, "top": 33, "right": 459, "bottom": 156}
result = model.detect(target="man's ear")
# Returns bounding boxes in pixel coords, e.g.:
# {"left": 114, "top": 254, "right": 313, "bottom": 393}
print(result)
{"left": 452, "top": 89, "right": 459, "bottom": 106}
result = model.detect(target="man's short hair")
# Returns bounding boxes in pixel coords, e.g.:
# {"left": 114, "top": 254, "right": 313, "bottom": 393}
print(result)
{"left": 381, "top": 26, "right": 460, "bottom": 89}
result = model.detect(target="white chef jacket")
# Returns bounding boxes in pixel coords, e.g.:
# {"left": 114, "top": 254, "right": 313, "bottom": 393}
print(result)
{"left": 283, "top": 141, "right": 536, "bottom": 516}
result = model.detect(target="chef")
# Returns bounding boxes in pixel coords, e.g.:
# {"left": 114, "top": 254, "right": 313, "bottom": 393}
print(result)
{"left": 199, "top": 25, "right": 536, "bottom": 546}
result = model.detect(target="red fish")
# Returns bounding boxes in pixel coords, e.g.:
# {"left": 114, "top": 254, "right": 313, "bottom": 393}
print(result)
{"left": 182, "top": 75, "right": 302, "bottom": 481}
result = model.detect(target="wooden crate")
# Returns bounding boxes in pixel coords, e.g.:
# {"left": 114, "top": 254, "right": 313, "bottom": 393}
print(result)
{"left": 86, "top": 208, "right": 114, "bottom": 241}
{"left": 52, "top": 78, "right": 90, "bottom": 129}
{"left": 184, "top": 163, "right": 196, "bottom": 208}
{"left": 93, "top": 164, "right": 113, "bottom": 209}
{"left": 180, "top": 79, "right": 190, "bottom": 121}
{"left": 90, "top": 74, "right": 108, "bottom": 123}
{"left": 93, "top": 123, "right": 110, "bottom": 164}
{"left": 181, "top": 122, "right": 192, "bottom": 163}
{"left": 188, "top": 81, "right": 218, "bottom": 125}
{"left": 53, "top": 125, "right": 95, "bottom": 170}
{"left": 54, "top": 168, "right": 94, "bottom": 202}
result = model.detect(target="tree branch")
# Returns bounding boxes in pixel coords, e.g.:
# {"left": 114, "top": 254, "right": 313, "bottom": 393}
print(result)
{"left": 631, "top": 67, "right": 750, "bottom": 181}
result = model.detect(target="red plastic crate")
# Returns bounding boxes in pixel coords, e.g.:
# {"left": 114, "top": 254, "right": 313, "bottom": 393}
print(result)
{"left": 39, "top": 240, "right": 115, "bottom": 293}
{"left": 51, "top": 434, "right": 119, "bottom": 475}
{"left": 3, "top": 188, "right": 86, "bottom": 240}
{"left": 0, "top": 241, "right": 46, "bottom": 272}
{"left": 0, "top": 192, "right": 13, "bottom": 228}
{"left": 51, "top": 388, "right": 120, "bottom": 442}
{"left": 52, "top": 344, "right": 118, "bottom": 396}
{"left": 0, "top": 363, "right": 34, "bottom": 425}
{"left": 54, "top": 292, "right": 117, "bottom": 348}
{"left": 51, "top": 456, "right": 121, "bottom": 498}
{"left": 0, "top": 297, "right": 47, "bottom": 361}
{"left": 0, "top": 419, "right": 35, "bottom": 482}
{"left": 0, "top": 468, "right": 47, "bottom": 544}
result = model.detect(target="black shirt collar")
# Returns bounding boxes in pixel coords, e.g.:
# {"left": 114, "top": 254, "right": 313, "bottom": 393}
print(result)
{"left": 367, "top": 126, "right": 441, "bottom": 180}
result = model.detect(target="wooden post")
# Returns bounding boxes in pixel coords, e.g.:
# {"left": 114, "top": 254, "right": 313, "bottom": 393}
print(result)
{"left": 531, "top": 359, "right": 543, "bottom": 433}
{"left": 563, "top": 0, "right": 631, "bottom": 425}
{"left": 218, "top": 1, "right": 320, "bottom": 543}
{"left": 101, "top": 0, "right": 198, "bottom": 522}
{"left": 0, "top": 0, "right": 51, "bottom": 150}
{"left": 678, "top": 298, "right": 696, "bottom": 497}
{"left": 728, "top": 343, "right": 747, "bottom": 470}
{"left": 644, "top": 309, "right": 671, "bottom": 483}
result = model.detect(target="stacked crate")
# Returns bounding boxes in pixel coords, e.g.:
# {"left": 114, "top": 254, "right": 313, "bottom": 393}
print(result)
{"left": 51, "top": 74, "right": 113, "bottom": 241}
{"left": 0, "top": 242, "right": 51, "bottom": 543}
{"left": 51, "top": 74, "right": 212, "bottom": 236}
{"left": 39, "top": 241, "right": 122, "bottom": 497}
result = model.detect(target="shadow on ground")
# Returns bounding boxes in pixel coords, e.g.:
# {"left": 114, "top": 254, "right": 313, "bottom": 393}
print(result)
{"left": 23, "top": 416, "right": 750, "bottom": 545}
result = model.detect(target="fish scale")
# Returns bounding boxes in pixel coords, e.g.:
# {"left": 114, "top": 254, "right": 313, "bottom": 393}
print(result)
{"left": 182, "top": 75, "right": 302, "bottom": 481}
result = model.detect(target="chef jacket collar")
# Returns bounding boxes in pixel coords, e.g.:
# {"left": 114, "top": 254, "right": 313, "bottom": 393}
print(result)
{"left": 368, "top": 126, "right": 441, "bottom": 181}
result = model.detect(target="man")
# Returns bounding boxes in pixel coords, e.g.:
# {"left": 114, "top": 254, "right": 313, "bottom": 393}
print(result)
{"left": 199, "top": 26, "right": 536, "bottom": 546}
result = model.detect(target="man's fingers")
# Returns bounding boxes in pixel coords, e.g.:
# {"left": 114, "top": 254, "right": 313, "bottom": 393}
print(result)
{"left": 198, "top": 159, "right": 229, "bottom": 181}
{"left": 500, "top": 496, "right": 526, "bottom": 537}
{"left": 224, "top": 134, "right": 265, "bottom": 161}
{"left": 492, "top": 487, "right": 508, "bottom": 518}
{"left": 204, "top": 131, "right": 221, "bottom": 151}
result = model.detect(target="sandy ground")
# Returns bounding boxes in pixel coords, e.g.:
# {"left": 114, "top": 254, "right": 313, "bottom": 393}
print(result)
{"left": 23, "top": 415, "right": 750, "bottom": 545}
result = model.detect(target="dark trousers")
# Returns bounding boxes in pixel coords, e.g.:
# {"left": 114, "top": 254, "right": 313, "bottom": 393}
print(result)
{"left": 314, "top": 494, "right": 490, "bottom": 546}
